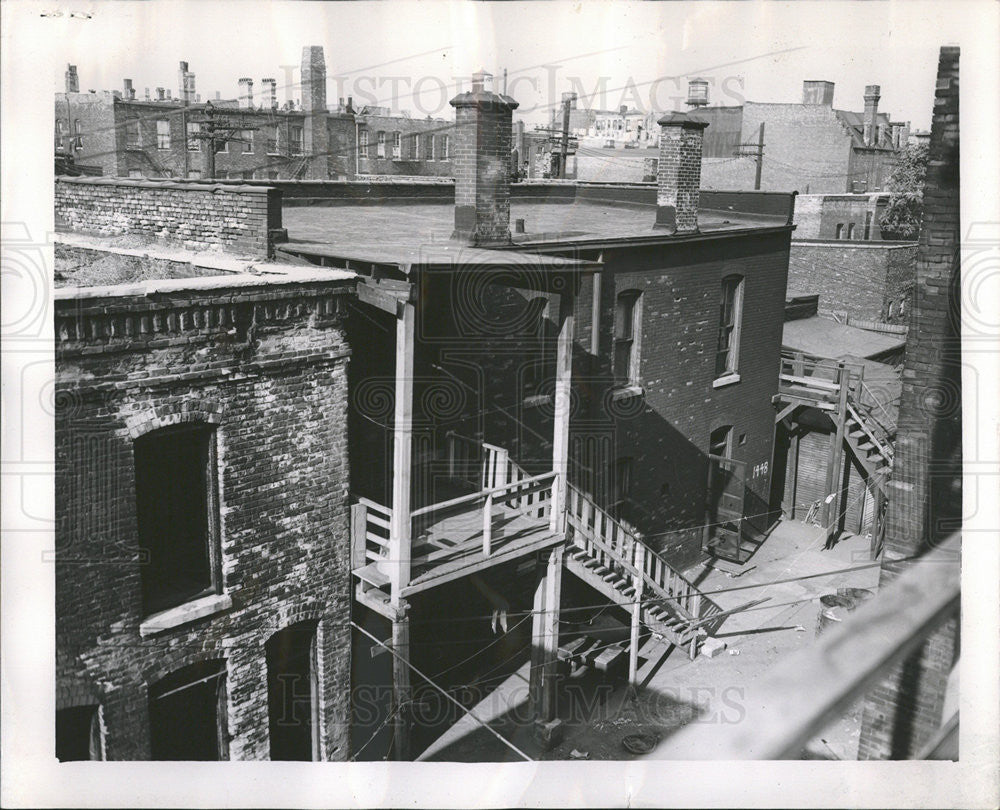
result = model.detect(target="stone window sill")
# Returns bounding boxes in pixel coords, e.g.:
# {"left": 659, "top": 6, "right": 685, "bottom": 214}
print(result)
{"left": 610, "top": 384, "right": 644, "bottom": 401}
{"left": 712, "top": 372, "right": 742, "bottom": 389}
{"left": 139, "top": 593, "right": 232, "bottom": 638}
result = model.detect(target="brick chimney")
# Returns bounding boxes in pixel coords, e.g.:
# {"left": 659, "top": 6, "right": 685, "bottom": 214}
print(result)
{"left": 156, "top": 87, "right": 165, "bottom": 101}
{"left": 653, "top": 112, "right": 708, "bottom": 233}
{"left": 65, "top": 64, "right": 79, "bottom": 93}
{"left": 863, "top": 84, "right": 880, "bottom": 146}
{"left": 300, "top": 47, "right": 329, "bottom": 180}
{"left": 802, "top": 80, "right": 835, "bottom": 105}
{"left": 449, "top": 70, "right": 519, "bottom": 245}
{"left": 238, "top": 78, "right": 254, "bottom": 108}
{"left": 262, "top": 78, "right": 277, "bottom": 110}
{"left": 123, "top": 78, "right": 135, "bottom": 100}
{"left": 178, "top": 60, "right": 196, "bottom": 104}
{"left": 301, "top": 46, "right": 327, "bottom": 112}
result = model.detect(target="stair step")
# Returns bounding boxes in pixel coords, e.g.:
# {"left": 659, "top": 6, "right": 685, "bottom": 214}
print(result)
{"left": 571, "top": 549, "right": 590, "bottom": 561}
{"left": 583, "top": 559, "right": 603, "bottom": 569}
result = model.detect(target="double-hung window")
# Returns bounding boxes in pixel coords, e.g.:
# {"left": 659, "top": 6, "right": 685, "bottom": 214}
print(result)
{"left": 715, "top": 275, "right": 744, "bottom": 379}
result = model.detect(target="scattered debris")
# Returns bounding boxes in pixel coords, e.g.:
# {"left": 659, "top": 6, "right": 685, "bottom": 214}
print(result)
{"left": 700, "top": 636, "right": 728, "bottom": 658}
{"left": 622, "top": 733, "right": 659, "bottom": 755}
{"left": 569, "top": 748, "right": 590, "bottom": 760}
{"left": 726, "top": 565, "right": 757, "bottom": 579}
{"left": 728, "top": 649, "right": 741, "bottom": 656}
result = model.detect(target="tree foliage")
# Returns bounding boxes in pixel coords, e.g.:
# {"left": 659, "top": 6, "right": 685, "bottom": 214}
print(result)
{"left": 879, "top": 143, "right": 929, "bottom": 239}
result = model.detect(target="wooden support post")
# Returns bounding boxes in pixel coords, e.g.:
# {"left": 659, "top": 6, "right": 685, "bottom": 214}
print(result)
{"left": 788, "top": 430, "right": 800, "bottom": 519}
{"left": 530, "top": 546, "right": 564, "bottom": 731}
{"left": 482, "top": 493, "right": 493, "bottom": 556}
{"left": 550, "top": 280, "right": 576, "bottom": 536}
{"left": 590, "top": 270, "right": 602, "bottom": 358}
{"left": 351, "top": 502, "right": 368, "bottom": 572}
{"left": 629, "top": 543, "right": 645, "bottom": 687}
{"left": 389, "top": 301, "right": 415, "bottom": 606}
{"left": 391, "top": 611, "right": 411, "bottom": 761}
{"left": 823, "top": 365, "right": 850, "bottom": 544}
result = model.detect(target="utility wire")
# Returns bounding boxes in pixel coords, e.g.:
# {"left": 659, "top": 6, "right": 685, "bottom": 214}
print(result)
{"left": 351, "top": 620, "right": 534, "bottom": 761}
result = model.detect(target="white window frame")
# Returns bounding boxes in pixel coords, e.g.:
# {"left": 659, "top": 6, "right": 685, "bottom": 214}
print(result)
{"left": 613, "top": 289, "right": 643, "bottom": 388}
{"left": 156, "top": 119, "right": 171, "bottom": 150}
{"left": 392, "top": 131, "right": 402, "bottom": 160}
{"left": 187, "top": 121, "right": 201, "bottom": 152}
{"left": 376, "top": 131, "right": 386, "bottom": 158}
{"left": 715, "top": 275, "right": 745, "bottom": 381}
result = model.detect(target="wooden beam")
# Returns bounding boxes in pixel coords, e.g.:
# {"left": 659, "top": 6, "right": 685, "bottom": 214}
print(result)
{"left": 774, "top": 401, "right": 799, "bottom": 424}
{"left": 357, "top": 278, "right": 407, "bottom": 315}
{"left": 629, "top": 543, "right": 645, "bottom": 687}
{"left": 391, "top": 614, "right": 411, "bottom": 761}
{"left": 540, "top": 545, "right": 563, "bottom": 722}
{"left": 788, "top": 430, "right": 800, "bottom": 519}
{"left": 823, "top": 368, "right": 850, "bottom": 542}
{"left": 646, "top": 534, "right": 960, "bottom": 760}
{"left": 550, "top": 282, "right": 575, "bottom": 535}
{"left": 389, "top": 301, "right": 415, "bottom": 605}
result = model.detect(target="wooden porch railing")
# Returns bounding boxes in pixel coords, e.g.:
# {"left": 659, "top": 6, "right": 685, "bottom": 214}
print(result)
{"left": 566, "top": 483, "right": 721, "bottom": 623}
{"left": 411, "top": 470, "right": 556, "bottom": 558}
{"left": 351, "top": 497, "right": 393, "bottom": 569}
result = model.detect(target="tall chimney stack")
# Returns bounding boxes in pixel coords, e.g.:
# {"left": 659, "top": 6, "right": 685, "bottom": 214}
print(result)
{"left": 178, "top": 61, "right": 196, "bottom": 104}
{"left": 686, "top": 78, "right": 709, "bottom": 108}
{"left": 262, "top": 78, "right": 277, "bottom": 110}
{"left": 238, "top": 78, "right": 254, "bottom": 108}
{"left": 863, "top": 84, "right": 881, "bottom": 146}
{"left": 449, "top": 70, "right": 519, "bottom": 245}
{"left": 301, "top": 46, "right": 327, "bottom": 112}
{"left": 653, "top": 112, "right": 709, "bottom": 233}
{"left": 156, "top": 87, "right": 165, "bottom": 101}
{"left": 123, "top": 78, "right": 135, "bottom": 100}
{"left": 65, "top": 65, "right": 79, "bottom": 93}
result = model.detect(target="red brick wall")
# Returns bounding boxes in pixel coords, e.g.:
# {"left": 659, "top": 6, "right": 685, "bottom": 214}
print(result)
{"left": 55, "top": 277, "right": 355, "bottom": 760}
{"left": 788, "top": 241, "right": 917, "bottom": 322}
{"left": 55, "top": 177, "right": 280, "bottom": 257}
{"left": 857, "top": 45, "right": 961, "bottom": 761}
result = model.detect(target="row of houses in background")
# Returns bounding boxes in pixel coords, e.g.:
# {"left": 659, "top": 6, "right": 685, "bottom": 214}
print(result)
{"left": 55, "top": 49, "right": 454, "bottom": 182}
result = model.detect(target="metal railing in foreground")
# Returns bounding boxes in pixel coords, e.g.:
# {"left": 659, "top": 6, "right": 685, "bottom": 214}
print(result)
{"left": 645, "top": 532, "right": 960, "bottom": 760}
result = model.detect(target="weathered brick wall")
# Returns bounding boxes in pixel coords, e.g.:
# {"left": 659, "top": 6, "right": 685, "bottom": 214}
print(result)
{"left": 55, "top": 274, "right": 356, "bottom": 760}
{"left": 793, "top": 194, "right": 889, "bottom": 240}
{"left": 788, "top": 241, "right": 917, "bottom": 322}
{"left": 55, "top": 92, "right": 120, "bottom": 176}
{"left": 357, "top": 115, "right": 455, "bottom": 178}
{"left": 655, "top": 118, "right": 706, "bottom": 232}
{"left": 742, "top": 102, "right": 855, "bottom": 193}
{"left": 857, "top": 45, "right": 961, "bottom": 761}
{"left": 699, "top": 156, "right": 758, "bottom": 191}
{"left": 55, "top": 177, "right": 281, "bottom": 257}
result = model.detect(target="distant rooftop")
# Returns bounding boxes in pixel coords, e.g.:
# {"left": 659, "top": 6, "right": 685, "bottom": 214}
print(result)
{"left": 783, "top": 315, "right": 906, "bottom": 361}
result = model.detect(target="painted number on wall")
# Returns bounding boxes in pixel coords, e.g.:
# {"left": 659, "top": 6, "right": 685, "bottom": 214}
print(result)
{"left": 752, "top": 461, "right": 769, "bottom": 479}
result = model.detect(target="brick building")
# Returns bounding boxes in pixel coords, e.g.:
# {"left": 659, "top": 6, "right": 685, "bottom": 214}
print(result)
{"left": 857, "top": 45, "right": 961, "bottom": 761}
{"left": 274, "top": 70, "right": 795, "bottom": 756}
{"left": 55, "top": 48, "right": 454, "bottom": 182}
{"left": 53, "top": 180, "right": 358, "bottom": 760}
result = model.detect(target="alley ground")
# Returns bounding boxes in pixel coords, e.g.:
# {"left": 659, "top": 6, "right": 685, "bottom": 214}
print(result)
{"left": 420, "top": 519, "right": 880, "bottom": 762}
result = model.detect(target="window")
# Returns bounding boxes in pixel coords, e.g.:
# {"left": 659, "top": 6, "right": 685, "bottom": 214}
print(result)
{"left": 187, "top": 122, "right": 201, "bottom": 151}
{"left": 73, "top": 119, "right": 83, "bottom": 149}
{"left": 187, "top": 170, "right": 201, "bottom": 179}
{"left": 392, "top": 131, "right": 402, "bottom": 159}
{"left": 241, "top": 130, "right": 253, "bottom": 153}
{"left": 267, "top": 171, "right": 279, "bottom": 180}
{"left": 376, "top": 131, "right": 386, "bottom": 158}
{"left": 134, "top": 424, "right": 220, "bottom": 616}
{"left": 847, "top": 223, "right": 856, "bottom": 239}
{"left": 864, "top": 211, "right": 873, "bottom": 240}
{"left": 715, "top": 275, "right": 744, "bottom": 378}
{"left": 266, "top": 125, "right": 279, "bottom": 155}
{"left": 835, "top": 223, "right": 844, "bottom": 239}
{"left": 888, "top": 301, "right": 896, "bottom": 318}
{"left": 613, "top": 290, "right": 642, "bottom": 387}
{"left": 359, "top": 128, "right": 369, "bottom": 158}
{"left": 266, "top": 621, "right": 320, "bottom": 761}
{"left": 125, "top": 120, "right": 140, "bottom": 148}
{"left": 410, "top": 133, "right": 420, "bottom": 160}
{"left": 290, "top": 126, "right": 303, "bottom": 156}
{"left": 426, "top": 134, "right": 435, "bottom": 160}
{"left": 128, "top": 169, "right": 143, "bottom": 178}
{"left": 56, "top": 119, "right": 67, "bottom": 151}
{"left": 156, "top": 119, "right": 171, "bottom": 150}
{"left": 148, "top": 660, "right": 229, "bottom": 760}
{"left": 440, "top": 134, "right": 450, "bottom": 160}
{"left": 610, "top": 456, "right": 633, "bottom": 519}
{"left": 898, "top": 297, "right": 906, "bottom": 316}
{"left": 56, "top": 706, "right": 103, "bottom": 761}
{"left": 710, "top": 424, "right": 733, "bottom": 459}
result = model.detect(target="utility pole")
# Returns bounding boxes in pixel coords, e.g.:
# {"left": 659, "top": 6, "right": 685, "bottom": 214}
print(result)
{"left": 559, "top": 94, "right": 573, "bottom": 179}
{"left": 190, "top": 101, "right": 260, "bottom": 179}
{"left": 735, "top": 121, "right": 765, "bottom": 190}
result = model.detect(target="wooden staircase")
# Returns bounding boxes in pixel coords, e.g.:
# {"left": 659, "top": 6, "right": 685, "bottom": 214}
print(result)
{"left": 843, "top": 399, "right": 894, "bottom": 492}
{"left": 564, "top": 483, "right": 726, "bottom": 659}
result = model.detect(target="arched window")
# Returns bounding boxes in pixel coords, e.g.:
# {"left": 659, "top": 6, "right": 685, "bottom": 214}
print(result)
{"left": 835, "top": 223, "right": 844, "bottom": 239}
{"left": 148, "top": 660, "right": 229, "bottom": 760}
{"left": 715, "top": 275, "right": 744, "bottom": 378}
{"left": 134, "top": 423, "right": 221, "bottom": 616}
{"left": 614, "top": 289, "right": 642, "bottom": 387}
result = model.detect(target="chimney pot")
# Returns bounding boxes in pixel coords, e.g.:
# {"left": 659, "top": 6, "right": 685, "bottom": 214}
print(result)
{"left": 65, "top": 64, "right": 79, "bottom": 94}
{"left": 863, "top": 84, "right": 881, "bottom": 146}
{"left": 653, "top": 112, "right": 708, "bottom": 233}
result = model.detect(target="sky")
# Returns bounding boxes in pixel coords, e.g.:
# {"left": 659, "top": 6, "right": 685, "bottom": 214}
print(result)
{"left": 39, "top": 0, "right": 993, "bottom": 130}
